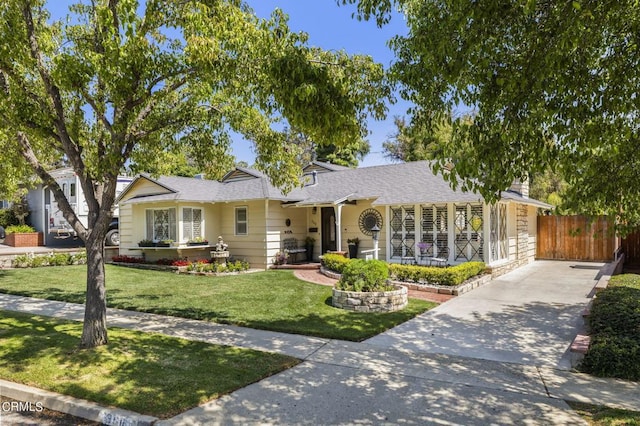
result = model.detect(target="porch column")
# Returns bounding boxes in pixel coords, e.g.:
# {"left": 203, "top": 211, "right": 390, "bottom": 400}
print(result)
{"left": 334, "top": 204, "right": 343, "bottom": 251}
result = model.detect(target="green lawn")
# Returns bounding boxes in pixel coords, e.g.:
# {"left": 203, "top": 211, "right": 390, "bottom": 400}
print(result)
{"left": 567, "top": 401, "right": 640, "bottom": 425}
{"left": 0, "top": 266, "right": 436, "bottom": 341}
{"left": 0, "top": 310, "right": 298, "bottom": 418}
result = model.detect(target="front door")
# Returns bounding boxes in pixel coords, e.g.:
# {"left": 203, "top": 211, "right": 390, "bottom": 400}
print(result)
{"left": 321, "top": 207, "right": 337, "bottom": 253}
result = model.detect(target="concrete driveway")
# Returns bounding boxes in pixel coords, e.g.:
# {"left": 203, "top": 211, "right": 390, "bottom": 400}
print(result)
{"left": 366, "top": 260, "right": 603, "bottom": 370}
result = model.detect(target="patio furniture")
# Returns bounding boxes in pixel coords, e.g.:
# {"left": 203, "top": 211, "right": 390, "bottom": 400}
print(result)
{"left": 425, "top": 246, "right": 449, "bottom": 267}
{"left": 283, "top": 238, "right": 306, "bottom": 264}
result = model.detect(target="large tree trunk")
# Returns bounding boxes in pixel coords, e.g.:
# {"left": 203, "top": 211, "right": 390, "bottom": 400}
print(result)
{"left": 80, "top": 233, "right": 108, "bottom": 348}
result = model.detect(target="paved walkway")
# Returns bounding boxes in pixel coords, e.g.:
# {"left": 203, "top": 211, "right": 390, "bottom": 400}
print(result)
{"left": 0, "top": 261, "right": 639, "bottom": 425}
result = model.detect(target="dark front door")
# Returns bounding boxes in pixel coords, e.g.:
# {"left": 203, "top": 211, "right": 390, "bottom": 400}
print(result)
{"left": 321, "top": 207, "right": 337, "bottom": 253}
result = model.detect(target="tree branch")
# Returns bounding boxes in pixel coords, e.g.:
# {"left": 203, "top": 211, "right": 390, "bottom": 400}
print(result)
{"left": 16, "top": 131, "right": 88, "bottom": 240}
{"left": 21, "top": 3, "right": 98, "bottom": 213}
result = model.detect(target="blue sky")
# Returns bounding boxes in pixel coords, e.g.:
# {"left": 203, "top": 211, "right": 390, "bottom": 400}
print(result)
{"left": 47, "top": 1, "right": 410, "bottom": 168}
{"left": 245, "top": 1, "right": 410, "bottom": 167}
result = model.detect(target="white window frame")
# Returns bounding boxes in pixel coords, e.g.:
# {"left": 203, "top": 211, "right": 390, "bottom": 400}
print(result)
{"left": 146, "top": 208, "right": 177, "bottom": 242}
{"left": 182, "top": 207, "right": 204, "bottom": 242}
{"left": 235, "top": 206, "right": 248, "bottom": 236}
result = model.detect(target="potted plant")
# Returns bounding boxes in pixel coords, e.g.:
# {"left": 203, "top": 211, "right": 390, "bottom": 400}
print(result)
{"left": 138, "top": 239, "right": 155, "bottom": 247}
{"left": 417, "top": 241, "right": 431, "bottom": 255}
{"left": 347, "top": 237, "right": 360, "bottom": 259}
{"left": 187, "top": 236, "right": 209, "bottom": 246}
{"left": 272, "top": 250, "right": 288, "bottom": 265}
{"left": 156, "top": 239, "right": 173, "bottom": 247}
{"left": 304, "top": 236, "right": 315, "bottom": 261}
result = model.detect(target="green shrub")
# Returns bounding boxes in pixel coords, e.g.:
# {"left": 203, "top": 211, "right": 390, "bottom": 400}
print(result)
{"left": 5, "top": 224, "right": 36, "bottom": 234}
{"left": 12, "top": 253, "right": 32, "bottom": 268}
{"left": 388, "top": 261, "right": 486, "bottom": 286}
{"left": 12, "top": 251, "right": 86, "bottom": 268}
{"left": 336, "top": 259, "right": 392, "bottom": 292}
{"left": 0, "top": 209, "right": 18, "bottom": 228}
{"left": 581, "top": 334, "right": 640, "bottom": 381}
{"left": 581, "top": 274, "right": 640, "bottom": 380}
{"left": 71, "top": 251, "right": 87, "bottom": 265}
{"left": 47, "top": 253, "right": 72, "bottom": 266}
{"left": 321, "top": 253, "right": 350, "bottom": 274}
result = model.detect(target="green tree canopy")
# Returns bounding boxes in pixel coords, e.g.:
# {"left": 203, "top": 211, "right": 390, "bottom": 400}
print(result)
{"left": 0, "top": 0, "right": 389, "bottom": 347}
{"left": 283, "top": 126, "right": 370, "bottom": 168}
{"left": 343, "top": 0, "right": 640, "bottom": 232}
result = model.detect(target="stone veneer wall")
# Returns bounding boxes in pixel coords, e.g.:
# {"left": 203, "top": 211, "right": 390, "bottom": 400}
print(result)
{"left": 332, "top": 285, "right": 408, "bottom": 312}
{"left": 516, "top": 204, "right": 530, "bottom": 264}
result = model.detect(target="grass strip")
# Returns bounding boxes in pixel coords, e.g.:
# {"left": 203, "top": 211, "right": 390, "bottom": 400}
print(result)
{"left": 0, "top": 266, "right": 436, "bottom": 341}
{"left": 567, "top": 401, "right": 640, "bottom": 425}
{"left": 0, "top": 310, "right": 299, "bottom": 418}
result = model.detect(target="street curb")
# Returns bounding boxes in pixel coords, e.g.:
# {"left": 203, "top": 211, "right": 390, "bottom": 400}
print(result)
{"left": 0, "top": 379, "right": 158, "bottom": 425}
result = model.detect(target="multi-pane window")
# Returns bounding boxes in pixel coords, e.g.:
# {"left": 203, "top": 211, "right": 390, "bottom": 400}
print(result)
{"left": 420, "top": 205, "right": 448, "bottom": 257}
{"left": 454, "top": 203, "right": 484, "bottom": 261}
{"left": 146, "top": 208, "right": 177, "bottom": 241}
{"left": 182, "top": 207, "right": 203, "bottom": 241}
{"left": 490, "top": 203, "right": 508, "bottom": 261}
{"left": 390, "top": 206, "right": 415, "bottom": 258}
{"left": 235, "top": 207, "right": 248, "bottom": 235}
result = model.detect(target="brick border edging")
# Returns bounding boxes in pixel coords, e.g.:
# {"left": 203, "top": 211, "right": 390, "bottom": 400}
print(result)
{"left": 569, "top": 256, "right": 627, "bottom": 368}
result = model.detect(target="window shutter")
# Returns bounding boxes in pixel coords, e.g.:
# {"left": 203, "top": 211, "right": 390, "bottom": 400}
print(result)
{"left": 146, "top": 210, "right": 153, "bottom": 239}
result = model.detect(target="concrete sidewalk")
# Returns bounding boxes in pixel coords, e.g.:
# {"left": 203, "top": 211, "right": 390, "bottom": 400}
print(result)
{"left": 1, "top": 289, "right": 639, "bottom": 425}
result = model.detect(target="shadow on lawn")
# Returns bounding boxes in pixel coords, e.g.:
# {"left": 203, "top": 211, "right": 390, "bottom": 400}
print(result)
{"left": 0, "top": 311, "right": 297, "bottom": 419}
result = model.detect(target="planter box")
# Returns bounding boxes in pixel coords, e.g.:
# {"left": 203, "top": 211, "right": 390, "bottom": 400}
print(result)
{"left": 187, "top": 241, "right": 209, "bottom": 246}
{"left": 332, "top": 285, "right": 408, "bottom": 312}
{"left": 5, "top": 232, "right": 43, "bottom": 248}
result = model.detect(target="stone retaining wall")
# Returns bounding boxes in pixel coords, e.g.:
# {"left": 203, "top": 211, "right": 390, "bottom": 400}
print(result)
{"left": 396, "top": 273, "right": 492, "bottom": 296}
{"left": 332, "top": 285, "right": 408, "bottom": 312}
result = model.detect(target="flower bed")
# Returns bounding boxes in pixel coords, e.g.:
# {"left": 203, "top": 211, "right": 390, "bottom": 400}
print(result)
{"left": 110, "top": 256, "right": 250, "bottom": 275}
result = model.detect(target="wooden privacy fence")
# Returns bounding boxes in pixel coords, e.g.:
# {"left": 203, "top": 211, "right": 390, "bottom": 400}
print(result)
{"left": 621, "top": 231, "right": 640, "bottom": 266}
{"left": 537, "top": 215, "right": 616, "bottom": 262}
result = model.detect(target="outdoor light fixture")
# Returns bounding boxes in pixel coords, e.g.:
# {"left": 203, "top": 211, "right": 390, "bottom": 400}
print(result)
{"left": 371, "top": 224, "right": 380, "bottom": 241}
{"left": 371, "top": 224, "right": 380, "bottom": 260}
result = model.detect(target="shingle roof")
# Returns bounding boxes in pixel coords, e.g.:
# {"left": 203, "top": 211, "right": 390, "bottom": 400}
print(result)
{"left": 120, "top": 161, "right": 551, "bottom": 208}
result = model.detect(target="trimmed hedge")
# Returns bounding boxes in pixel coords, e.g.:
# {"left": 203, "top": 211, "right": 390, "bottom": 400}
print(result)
{"left": 581, "top": 274, "right": 640, "bottom": 380}
{"left": 321, "top": 253, "right": 350, "bottom": 274}
{"left": 388, "top": 261, "right": 486, "bottom": 286}
{"left": 336, "top": 259, "right": 392, "bottom": 292}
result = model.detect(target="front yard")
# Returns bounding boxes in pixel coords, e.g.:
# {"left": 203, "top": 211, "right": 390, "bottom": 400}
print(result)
{"left": 0, "top": 310, "right": 298, "bottom": 418}
{"left": 0, "top": 265, "right": 435, "bottom": 341}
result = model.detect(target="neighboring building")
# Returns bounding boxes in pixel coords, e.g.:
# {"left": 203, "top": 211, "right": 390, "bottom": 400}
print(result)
{"left": 117, "top": 161, "right": 550, "bottom": 274}
{"left": 26, "top": 168, "right": 133, "bottom": 246}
